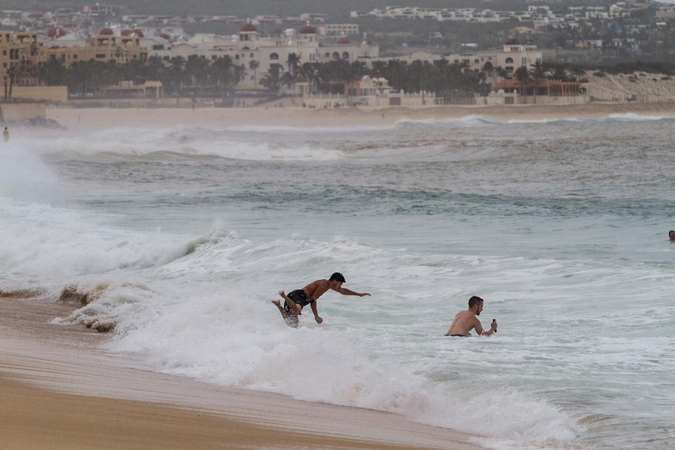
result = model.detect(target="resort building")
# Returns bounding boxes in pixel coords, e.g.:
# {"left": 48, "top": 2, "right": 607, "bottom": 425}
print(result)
{"left": 0, "top": 29, "right": 147, "bottom": 87}
{"left": 146, "top": 23, "right": 379, "bottom": 89}
{"left": 366, "top": 38, "right": 542, "bottom": 75}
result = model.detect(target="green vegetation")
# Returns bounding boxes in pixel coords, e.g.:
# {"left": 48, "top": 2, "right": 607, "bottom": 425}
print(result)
{"left": 31, "top": 56, "right": 241, "bottom": 97}
{"left": 31, "top": 54, "right": 490, "bottom": 99}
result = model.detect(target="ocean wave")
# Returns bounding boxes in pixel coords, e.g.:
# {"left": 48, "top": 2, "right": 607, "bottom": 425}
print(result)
{"left": 18, "top": 127, "right": 345, "bottom": 161}
{"left": 0, "top": 202, "right": 227, "bottom": 280}
{"left": 0, "top": 149, "right": 67, "bottom": 205}
{"left": 45, "top": 233, "right": 583, "bottom": 447}
{"left": 225, "top": 123, "right": 397, "bottom": 133}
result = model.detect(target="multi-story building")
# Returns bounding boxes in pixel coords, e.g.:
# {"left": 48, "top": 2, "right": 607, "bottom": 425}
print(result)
{"left": 147, "top": 23, "right": 379, "bottom": 89}
{"left": 1, "top": 29, "right": 147, "bottom": 87}
{"left": 366, "top": 38, "right": 541, "bottom": 76}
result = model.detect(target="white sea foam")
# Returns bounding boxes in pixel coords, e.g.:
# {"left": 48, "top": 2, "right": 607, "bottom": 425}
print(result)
{"left": 225, "top": 124, "right": 397, "bottom": 133}
{"left": 34, "top": 227, "right": 582, "bottom": 446}
{"left": 0, "top": 146, "right": 67, "bottom": 205}
{"left": 19, "top": 127, "right": 345, "bottom": 161}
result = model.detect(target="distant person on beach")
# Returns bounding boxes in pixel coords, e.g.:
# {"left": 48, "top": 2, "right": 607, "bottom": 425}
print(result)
{"left": 670, "top": 230, "right": 675, "bottom": 241}
{"left": 2, "top": 127, "right": 8, "bottom": 142}
{"left": 445, "top": 296, "right": 497, "bottom": 337}
{"left": 271, "top": 272, "right": 370, "bottom": 327}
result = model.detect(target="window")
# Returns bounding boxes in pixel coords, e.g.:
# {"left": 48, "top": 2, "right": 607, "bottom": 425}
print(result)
{"left": 212, "top": 55, "right": 217, "bottom": 60}
{"left": 96, "top": 53, "right": 105, "bottom": 58}
{"left": 73, "top": 54, "right": 78, "bottom": 59}
{"left": 505, "top": 57, "right": 514, "bottom": 64}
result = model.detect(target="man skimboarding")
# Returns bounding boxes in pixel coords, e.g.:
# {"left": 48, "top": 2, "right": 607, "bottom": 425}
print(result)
{"left": 271, "top": 272, "right": 370, "bottom": 327}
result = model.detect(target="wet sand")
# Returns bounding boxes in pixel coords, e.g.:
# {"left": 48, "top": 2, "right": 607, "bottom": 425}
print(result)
{"left": 45, "top": 102, "right": 675, "bottom": 132}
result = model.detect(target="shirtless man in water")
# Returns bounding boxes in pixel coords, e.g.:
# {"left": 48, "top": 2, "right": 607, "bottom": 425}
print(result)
{"left": 271, "top": 272, "right": 370, "bottom": 327}
{"left": 445, "top": 296, "right": 498, "bottom": 337}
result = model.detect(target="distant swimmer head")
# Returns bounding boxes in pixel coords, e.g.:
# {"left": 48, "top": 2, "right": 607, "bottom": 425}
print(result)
{"left": 329, "top": 272, "right": 346, "bottom": 283}
{"left": 670, "top": 230, "right": 675, "bottom": 241}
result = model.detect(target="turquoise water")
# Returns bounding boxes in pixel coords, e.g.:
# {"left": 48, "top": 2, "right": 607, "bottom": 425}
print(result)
{"left": 1, "top": 114, "right": 674, "bottom": 449}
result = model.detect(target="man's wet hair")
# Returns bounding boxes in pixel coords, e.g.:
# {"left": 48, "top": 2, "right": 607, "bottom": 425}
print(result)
{"left": 468, "top": 296, "right": 484, "bottom": 308}
{"left": 670, "top": 230, "right": 675, "bottom": 236}
{"left": 329, "top": 272, "right": 346, "bottom": 283}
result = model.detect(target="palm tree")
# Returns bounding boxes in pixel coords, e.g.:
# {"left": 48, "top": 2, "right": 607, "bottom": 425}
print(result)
{"left": 260, "top": 64, "right": 281, "bottom": 92}
{"left": 6, "top": 66, "right": 16, "bottom": 99}
{"left": 210, "top": 56, "right": 236, "bottom": 94}
{"left": 168, "top": 56, "right": 186, "bottom": 93}
{"left": 530, "top": 59, "right": 546, "bottom": 105}
{"left": 301, "top": 62, "right": 320, "bottom": 94}
{"left": 36, "top": 59, "right": 66, "bottom": 86}
{"left": 285, "top": 53, "right": 302, "bottom": 93}
{"left": 286, "top": 52, "right": 301, "bottom": 78}
{"left": 248, "top": 60, "right": 260, "bottom": 86}
{"left": 515, "top": 66, "right": 529, "bottom": 104}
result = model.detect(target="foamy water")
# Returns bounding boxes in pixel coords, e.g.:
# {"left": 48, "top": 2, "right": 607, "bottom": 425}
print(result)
{"left": 1, "top": 114, "right": 674, "bottom": 449}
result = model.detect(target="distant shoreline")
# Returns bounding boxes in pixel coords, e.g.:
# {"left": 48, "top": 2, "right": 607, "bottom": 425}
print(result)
{"left": 43, "top": 102, "right": 675, "bottom": 131}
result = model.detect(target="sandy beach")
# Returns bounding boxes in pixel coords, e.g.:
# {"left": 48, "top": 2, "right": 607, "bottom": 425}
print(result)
{"left": 45, "top": 101, "right": 675, "bottom": 131}
{"left": 0, "top": 295, "right": 482, "bottom": 450}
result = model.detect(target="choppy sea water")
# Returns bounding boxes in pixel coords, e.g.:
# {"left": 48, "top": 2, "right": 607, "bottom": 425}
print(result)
{"left": 1, "top": 113, "right": 674, "bottom": 449}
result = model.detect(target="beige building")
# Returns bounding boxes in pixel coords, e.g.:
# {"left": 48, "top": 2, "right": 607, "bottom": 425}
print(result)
{"left": 1, "top": 29, "right": 148, "bottom": 88}
{"left": 147, "top": 23, "right": 379, "bottom": 90}
{"left": 367, "top": 38, "right": 542, "bottom": 76}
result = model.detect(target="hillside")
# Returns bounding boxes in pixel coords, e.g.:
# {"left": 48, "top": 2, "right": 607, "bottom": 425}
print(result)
{"left": 585, "top": 71, "right": 675, "bottom": 103}
{"left": 0, "top": 0, "right": 541, "bottom": 18}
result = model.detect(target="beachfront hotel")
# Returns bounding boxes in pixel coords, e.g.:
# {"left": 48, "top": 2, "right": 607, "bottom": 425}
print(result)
{"left": 145, "top": 22, "right": 379, "bottom": 89}
{"left": 0, "top": 29, "right": 148, "bottom": 88}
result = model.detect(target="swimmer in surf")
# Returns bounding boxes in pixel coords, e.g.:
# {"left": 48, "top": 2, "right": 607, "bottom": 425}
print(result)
{"left": 445, "top": 296, "right": 497, "bottom": 337}
{"left": 669, "top": 230, "right": 675, "bottom": 242}
{"left": 271, "top": 272, "right": 370, "bottom": 327}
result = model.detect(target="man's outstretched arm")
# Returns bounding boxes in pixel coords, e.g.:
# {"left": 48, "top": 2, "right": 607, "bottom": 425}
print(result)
{"left": 335, "top": 287, "right": 370, "bottom": 297}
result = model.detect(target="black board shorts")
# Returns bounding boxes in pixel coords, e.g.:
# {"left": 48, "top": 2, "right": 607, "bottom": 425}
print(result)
{"left": 284, "top": 289, "right": 311, "bottom": 315}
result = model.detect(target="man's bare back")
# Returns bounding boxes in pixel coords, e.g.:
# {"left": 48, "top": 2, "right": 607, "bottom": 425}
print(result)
{"left": 445, "top": 296, "right": 497, "bottom": 337}
{"left": 301, "top": 279, "right": 332, "bottom": 302}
